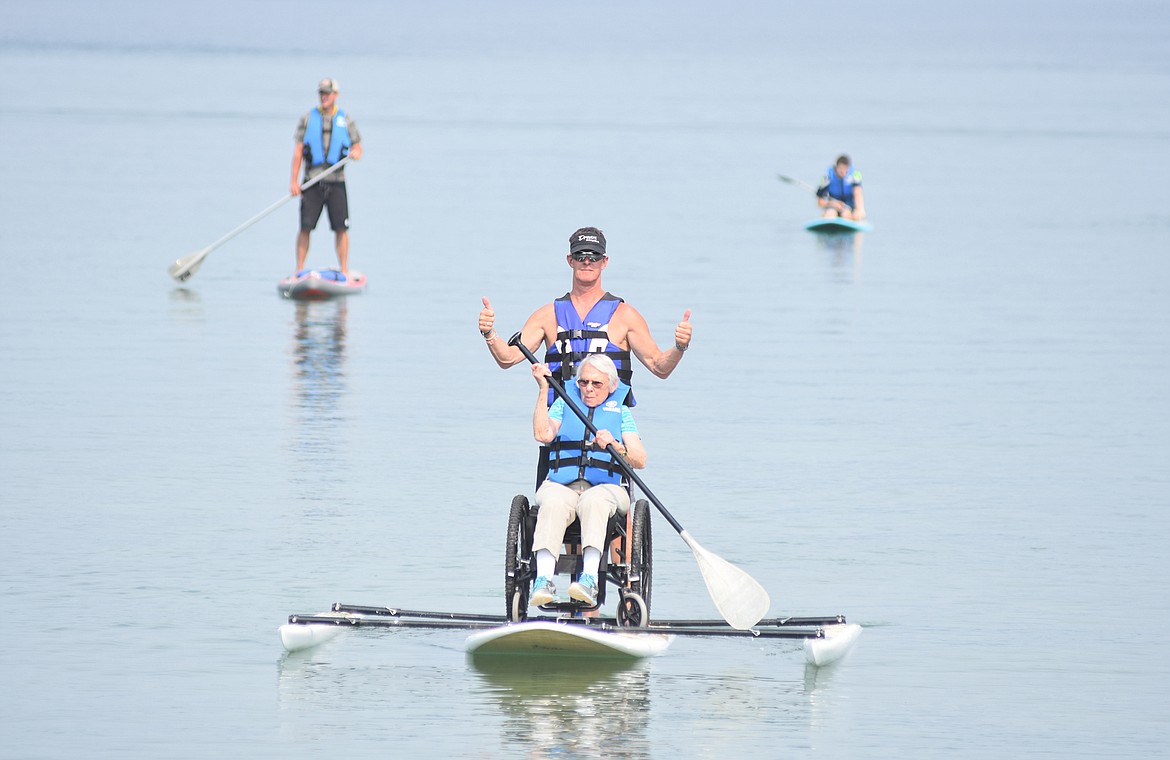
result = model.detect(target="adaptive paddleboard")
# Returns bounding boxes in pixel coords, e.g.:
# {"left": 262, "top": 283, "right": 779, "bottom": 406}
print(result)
{"left": 802, "top": 623, "right": 863, "bottom": 666}
{"left": 465, "top": 622, "right": 674, "bottom": 659}
{"left": 804, "top": 218, "right": 873, "bottom": 233}
{"left": 278, "top": 269, "right": 366, "bottom": 300}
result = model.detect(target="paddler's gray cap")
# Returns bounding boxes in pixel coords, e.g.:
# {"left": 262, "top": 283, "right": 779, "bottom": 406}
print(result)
{"left": 569, "top": 227, "right": 606, "bottom": 255}
{"left": 318, "top": 77, "right": 339, "bottom": 94}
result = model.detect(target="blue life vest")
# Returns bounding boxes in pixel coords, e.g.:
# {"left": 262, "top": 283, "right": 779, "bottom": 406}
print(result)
{"left": 305, "top": 108, "right": 351, "bottom": 167}
{"left": 818, "top": 165, "right": 861, "bottom": 207}
{"left": 543, "top": 292, "right": 635, "bottom": 406}
{"left": 545, "top": 381, "right": 632, "bottom": 487}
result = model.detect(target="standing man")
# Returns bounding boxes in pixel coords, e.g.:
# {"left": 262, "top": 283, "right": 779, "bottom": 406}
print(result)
{"left": 816, "top": 154, "right": 865, "bottom": 221}
{"left": 478, "top": 226, "right": 692, "bottom": 406}
{"left": 290, "top": 77, "right": 363, "bottom": 275}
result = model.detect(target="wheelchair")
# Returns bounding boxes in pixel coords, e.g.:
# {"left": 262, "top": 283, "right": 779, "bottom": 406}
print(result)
{"left": 504, "top": 463, "right": 653, "bottom": 627}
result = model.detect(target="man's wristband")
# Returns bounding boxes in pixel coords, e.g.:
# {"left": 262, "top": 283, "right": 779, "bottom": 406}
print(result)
{"left": 674, "top": 341, "right": 688, "bottom": 352}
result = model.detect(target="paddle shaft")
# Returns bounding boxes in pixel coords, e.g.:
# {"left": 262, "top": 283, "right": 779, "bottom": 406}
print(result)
{"left": 776, "top": 173, "right": 821, "bottom": 195}
{"left": 777, "top": 173, "right": 856, "bottom": 210}
{"left": 508, "top": 333, "right": 685, "bottom": 534}
{"left": 201, "top": 156, "right": 352, "bottom": 253}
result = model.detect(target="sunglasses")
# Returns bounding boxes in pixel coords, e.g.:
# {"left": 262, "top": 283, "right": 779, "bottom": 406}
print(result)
{"left": 576, "top": 378, "right": 607, "bottom": 389}
{"left": 571, "top": 253, "right": 605, "bottom": 263}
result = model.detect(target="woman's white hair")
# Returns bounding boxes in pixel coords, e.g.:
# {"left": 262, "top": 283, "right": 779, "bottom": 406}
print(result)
{"left": 578, "top": 353, "right": 619, "bottom": 388}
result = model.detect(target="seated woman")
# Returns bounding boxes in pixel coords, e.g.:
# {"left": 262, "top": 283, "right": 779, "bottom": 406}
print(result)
{"left": 528, "top": 353, "right": 647, "bottom": 606}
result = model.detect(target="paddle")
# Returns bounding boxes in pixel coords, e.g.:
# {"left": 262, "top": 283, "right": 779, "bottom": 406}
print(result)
{"left": 167, "top": 156, "right": 353, "bottom": 282}
{"left": 508, "top": 332, "right": 771, "bottom": 630}
{"left": 778, "top": 172, "right": 855, "bottom": 215}
{"left": 776, "top": 173, "right": 821, "bottom": 196}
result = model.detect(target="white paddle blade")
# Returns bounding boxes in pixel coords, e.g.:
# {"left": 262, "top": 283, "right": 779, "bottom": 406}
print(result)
{"left": 680, "top": 530, "right": 771, "bottom": 630}
{"left": 168, "top": 249, "right": 209, "bottom": 282}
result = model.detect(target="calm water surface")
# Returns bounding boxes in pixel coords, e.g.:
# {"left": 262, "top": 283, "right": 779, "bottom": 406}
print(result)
{"left": 2, "top": 1, "right": 1168, "bottom": 757}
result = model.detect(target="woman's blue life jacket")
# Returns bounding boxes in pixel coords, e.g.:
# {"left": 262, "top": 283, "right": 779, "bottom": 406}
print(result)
{"left": 304, "top": 108, "right": 352, "bottom": 168}
{"left": 543, "top": 379, "right": 633, "bottom": 488}
{"left": 542, "top": 292, "right": 636, "bottom": 407}
{"left": 818, "top": 164, "right": 862, "bottom": 207}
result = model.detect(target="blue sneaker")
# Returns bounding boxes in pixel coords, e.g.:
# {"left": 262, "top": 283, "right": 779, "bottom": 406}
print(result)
{"left": 530, "top": 576, "right": 556, "bottom": 606}
{"left": 568, "top": 574, "right": 598, "bottom": 605}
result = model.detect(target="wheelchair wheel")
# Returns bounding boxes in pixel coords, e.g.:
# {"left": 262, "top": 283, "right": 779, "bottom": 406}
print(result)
{"left": 617, "top": 590, "right": 648, "bottom": 628}
{"left": 618, "top": 499, "right": 652, "bottom": 627}
{"left": 504, "top": 494, "right": 531, "bottom": 622}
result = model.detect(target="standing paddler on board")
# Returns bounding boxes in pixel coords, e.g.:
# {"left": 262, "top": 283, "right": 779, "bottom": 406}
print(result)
{"left": 477, "top": 226, "right": 693, "bottom": 407}
{"left": 289, "top": 77, "right": 363, "bottom": 276}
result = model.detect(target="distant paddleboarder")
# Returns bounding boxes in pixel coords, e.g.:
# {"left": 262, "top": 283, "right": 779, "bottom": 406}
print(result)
{"left": 290, "top": 77, "right": 363, "bottom": 276}
{"left": 816, "top": 154, "right": 866, "bottom": 222}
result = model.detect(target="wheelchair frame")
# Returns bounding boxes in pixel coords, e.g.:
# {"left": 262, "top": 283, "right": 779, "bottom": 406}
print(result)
{"left": 504, "top": 490, "right": 653, "bottom": 627}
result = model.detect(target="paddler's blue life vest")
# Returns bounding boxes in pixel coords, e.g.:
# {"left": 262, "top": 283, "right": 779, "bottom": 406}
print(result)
{"left": 304, "top": 108, "right": 351, "bottom": 167}
{"left": 543, "top": 292, "right": 635, "bottom": 407}
{"left": 544, "top": 380, "right": 632, "bottom": 487}
{"left": 818, "top": 164, "right": 862, "bottom": 207}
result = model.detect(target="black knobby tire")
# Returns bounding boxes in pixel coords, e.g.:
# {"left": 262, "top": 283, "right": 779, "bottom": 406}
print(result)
{"left": 625, "top": 499, "right": 652, "bottom": 623}
{"left": 504, "top": 495, "right": 530, "bottom": 622}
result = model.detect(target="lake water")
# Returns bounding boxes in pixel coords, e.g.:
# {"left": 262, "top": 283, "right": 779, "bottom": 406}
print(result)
{"left": 2, "top": 1, "right": 1168, "bottom": 757}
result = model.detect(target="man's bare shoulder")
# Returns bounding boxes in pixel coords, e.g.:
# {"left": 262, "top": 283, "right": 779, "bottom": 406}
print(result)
{"left": 611, "top": 301, "right": 649, "bottom": 329}
{"left": 529, "top": 302, "right": 558, "bottom": 326}
{"left": 525, "top": 302, "right": 558, "bottom": 344}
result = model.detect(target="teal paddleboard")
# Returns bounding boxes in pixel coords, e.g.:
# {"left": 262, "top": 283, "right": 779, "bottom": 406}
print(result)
{"left": 804, "top": 218, "right": 873, "bottom": 233}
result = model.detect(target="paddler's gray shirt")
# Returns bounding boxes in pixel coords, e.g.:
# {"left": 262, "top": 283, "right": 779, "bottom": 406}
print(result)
{"left": 294, "top": 109, "right": 361, "bottom": 182}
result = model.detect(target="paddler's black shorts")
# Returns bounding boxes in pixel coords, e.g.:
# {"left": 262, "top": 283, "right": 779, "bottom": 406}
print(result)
{"left": 299, "top": 181, "right": 350, "bottom": 232}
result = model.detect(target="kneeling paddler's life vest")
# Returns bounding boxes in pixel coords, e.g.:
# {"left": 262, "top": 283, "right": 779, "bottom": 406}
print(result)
{"left": 819, "top": 165, "right": 861, "bottom": 207}
{"left": 543, "top": 292, "right": 636, "bottom": 407}
{"left": 544, "top": 380, "right": 632, "bottom": 488}
{"left": 304, "top": 108, "right": 351, "bottom": 168}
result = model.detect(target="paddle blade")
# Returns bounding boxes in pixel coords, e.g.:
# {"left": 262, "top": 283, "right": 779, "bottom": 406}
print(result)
{"left": 168, "top": 248, "right": 209, "bottom": 282}
{"left": 680, "top": 530, "right": 770, "bottom": 630}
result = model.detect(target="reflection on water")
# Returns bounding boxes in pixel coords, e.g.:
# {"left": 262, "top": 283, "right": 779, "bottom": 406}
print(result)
{"left": 169, "top": 287, "right": 202, "bottom": 304}
{"left": 275, "top": 646, "right": 339, "bottom": 695}
{"left": 168, "top": 286, "right": 203, "bottom": 322}
{"left": 802, "top": 658, "right": 846, "bottom": 694}
{"left": 274, "top": 635, "right": 476, "bottom": 746}
{"left": 290, "top": 300, "right": 348, "bottom": 414}
{"left": 288, "top": 300, "right": 348, "bottom": 469}
{"left": 469, "top": 656, "right": 653, "bottom": 759}
{"left": 814, "top": 232, "right": 864, "bottom": 282}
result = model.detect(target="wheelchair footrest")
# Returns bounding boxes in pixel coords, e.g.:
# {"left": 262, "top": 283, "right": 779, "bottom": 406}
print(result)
{"left": 554, "top": 555, "right": 584, "bottom": 575}
{"left": 535, "top": 600, "right": 601, "bottom": 614}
